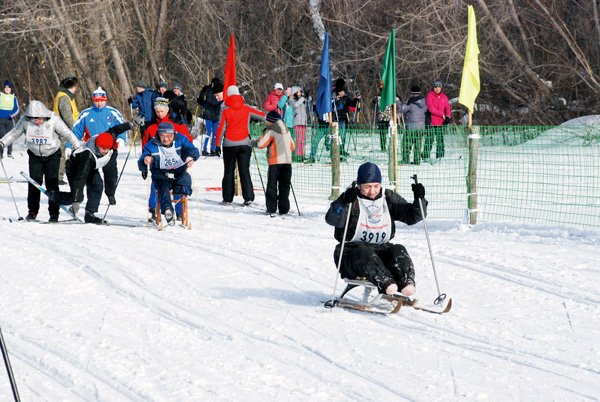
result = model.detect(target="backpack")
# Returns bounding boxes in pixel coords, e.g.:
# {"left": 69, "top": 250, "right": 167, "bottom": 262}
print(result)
{"left": 424, "top": 109, "right": 431, "bottom": 127}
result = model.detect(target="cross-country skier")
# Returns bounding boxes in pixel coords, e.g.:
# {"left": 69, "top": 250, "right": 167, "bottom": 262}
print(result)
{"left": 138, "top": 122, "right": 199, "bottom": 226}
{"left": 325, "top": 162, "right": 426, "bottom": 296}
{"left": 0, "top": 100, "right": 81, "bottom": 222}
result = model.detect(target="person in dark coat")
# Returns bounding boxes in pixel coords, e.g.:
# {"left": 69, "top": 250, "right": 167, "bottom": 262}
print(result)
{"left": 325, "top": 162, "right": 426, "bottom": 295}
{"left": 198, "top": 78, "right": 224, "bottom": 156}
{"left": 399, "top": 85, "right": 427, "bottom": 165}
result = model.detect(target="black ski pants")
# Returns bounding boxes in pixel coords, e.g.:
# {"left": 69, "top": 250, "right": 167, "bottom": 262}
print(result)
{"left": 266, "top": 164, "right": 292, "bottom": 214}
{"left": 334, "top": 242, "right": 415, "bottom": 294}
{"left": 27, "top": 149, "right": 61, "bottom": 216}
{"left": 222, "top": 145, "right": 254, "bottom": 203}
{"left": 65, "top": 161, "right": 103, "bottom": 213}
{"left": 422, "top": 126, "right": 445, "bottom": 160}
{"left": 102, "top": 150, "right": 118, "bottom": 197}
{"left": 0, "top": 117, "right": 13, "bottom": 156}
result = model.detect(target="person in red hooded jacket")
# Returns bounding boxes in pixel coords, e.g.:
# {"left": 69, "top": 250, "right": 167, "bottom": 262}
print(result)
{"left": 215, "top": 85, "right": 266, "bottom": 205}
{"left": 423, "top": 79, "right": 451, "bottom": 161}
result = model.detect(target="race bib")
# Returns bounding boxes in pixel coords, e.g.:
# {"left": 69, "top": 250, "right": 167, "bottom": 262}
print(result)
{"left": 158, "top": 145, "right": 184, "bottom": 170}
{"left": 350, "top": 194, "right": 392, "bottom": 244}
{"left": 26, "top": 124, "right": 55, "bottom": 147}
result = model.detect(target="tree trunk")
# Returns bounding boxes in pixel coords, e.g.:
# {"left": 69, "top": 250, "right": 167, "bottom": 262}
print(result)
{"left": 153, "top": 0, "right": 169, "bottom": 75}
{"left": 132, "top": 0, "right": 161, "bottom": 84}
{"left": 101, "top": 8, "right": 133, "bottom": 98}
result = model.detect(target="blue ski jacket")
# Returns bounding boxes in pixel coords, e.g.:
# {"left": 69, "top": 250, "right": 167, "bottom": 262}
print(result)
{"left": 70, "top": 104, "right": 127, "bottom": 148}
{"left": 138, "top": 132, "right": 199, "bottom": 177}
{"left": 131, "top": 88, "right": 155, "bottom": 122}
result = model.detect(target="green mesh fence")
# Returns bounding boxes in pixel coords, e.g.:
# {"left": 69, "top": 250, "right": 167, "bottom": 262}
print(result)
{"left": 248, "top": 123, "right": 600, "bottom": 228}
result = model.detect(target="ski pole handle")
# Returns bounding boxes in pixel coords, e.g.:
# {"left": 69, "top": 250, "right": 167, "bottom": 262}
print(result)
{"left": 411, "top": 174, "right": 418, "bottom": 184}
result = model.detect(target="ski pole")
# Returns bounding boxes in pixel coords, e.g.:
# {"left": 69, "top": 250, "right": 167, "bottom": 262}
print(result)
{"left": 189, "top": 170, "right": 204, "bottom": 227}
{"left": 411, "top": 174, "right": 446, "bottom": 305}
{"left": 102, "top": 127, "right": 139, "bottom": 221}
{"left": 0, "top": 157, "right": 23, "bottom": 221}
{"left": 290, "top": 183, "right": 301, "bottom": 216}
{"left": 146, "top": 164, "right": 151, "bottom": 227}
{"left": 327, "top": 182, "right": 355, "bottom": 310}
{"left": 0, "top": 326, "right": 21, "bottom": 402}
{"left": 251, "top": 147, "right": 266, "bottom": 194}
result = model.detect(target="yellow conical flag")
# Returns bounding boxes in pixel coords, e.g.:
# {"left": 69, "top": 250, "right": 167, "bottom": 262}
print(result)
{"left": 458, "top": 5, "right": 480, "bottom": 114}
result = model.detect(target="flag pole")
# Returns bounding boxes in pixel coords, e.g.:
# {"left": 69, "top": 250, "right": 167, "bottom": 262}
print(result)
{"left": 392, "top": 102, "right": 398, "bottom": 192}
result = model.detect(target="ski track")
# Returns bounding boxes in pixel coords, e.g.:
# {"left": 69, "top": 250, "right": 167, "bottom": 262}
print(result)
{"left": 1, "top": 152, "right": 599, "bottom": 400}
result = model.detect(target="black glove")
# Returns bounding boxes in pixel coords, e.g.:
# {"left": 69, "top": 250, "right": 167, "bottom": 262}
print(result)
{"left": 141, "top": 170, "right": 148, "bottom": 180}
{"left": 215, "top": 146, "right": 221, "bottom": 156}
{"left": 444, "top": 116, "right": 452, "bottom": 125}
{"left": 128, "top": 97, "right": 133, "bottom": 105}
{"left": 0, "top": 143, "right": 4, "bottom": 158}
{"left": 406, "top": 96, "right": 417, "bottom": 106}
{"left": 341, "top": 186, "right": 358, "bottom": 204}
{"left": 197, "top": 96, "right": 202, "bottom": 105}
{"left": 412, "top": 183, "right": 425, "bottom": 200}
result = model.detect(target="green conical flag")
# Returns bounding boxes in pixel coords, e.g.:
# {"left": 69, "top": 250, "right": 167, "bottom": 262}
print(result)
{"left": 380, "top": 30, "right": 396, "bottom": 112}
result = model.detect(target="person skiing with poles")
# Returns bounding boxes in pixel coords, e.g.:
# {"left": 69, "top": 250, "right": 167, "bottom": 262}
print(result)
{"left": 0, "top": 100, "right": 81, "bottom": 222}
{"left": 325, "top": 162, "right": 426, "bottom": 296}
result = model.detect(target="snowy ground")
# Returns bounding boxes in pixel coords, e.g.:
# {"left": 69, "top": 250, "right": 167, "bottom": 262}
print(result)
{"left": 0, "top": 140, "right": 599, "bottom": 401}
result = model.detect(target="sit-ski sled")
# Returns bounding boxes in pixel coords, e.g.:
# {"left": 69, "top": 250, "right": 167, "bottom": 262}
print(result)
{"left": 325, "top": 278, "right": 452, "bottom": 315}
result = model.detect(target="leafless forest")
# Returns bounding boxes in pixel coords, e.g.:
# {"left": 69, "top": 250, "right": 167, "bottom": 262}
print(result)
{"left": 1, "top": 0, "right": 599, "bottom": 125}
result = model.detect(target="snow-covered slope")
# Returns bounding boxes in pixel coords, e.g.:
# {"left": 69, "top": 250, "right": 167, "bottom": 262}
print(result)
{"left": 0, "top": 141, "right": 598, "bottom": 401}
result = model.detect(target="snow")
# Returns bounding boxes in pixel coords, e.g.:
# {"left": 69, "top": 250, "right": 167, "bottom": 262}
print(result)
{"left": 1, "top": 139, "right": 599, "bottom": 401}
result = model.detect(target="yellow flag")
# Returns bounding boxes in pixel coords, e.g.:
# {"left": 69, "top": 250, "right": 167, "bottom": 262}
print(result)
{"left": 458, "top": 5, "right": 480, "bottom": 114}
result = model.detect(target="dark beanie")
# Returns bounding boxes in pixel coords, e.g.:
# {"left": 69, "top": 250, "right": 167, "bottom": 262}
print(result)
{"left": 4, "top": 80, "right": 14, "bottom": 89}
{"left": 410, "top": 85, "right": 421, "bottom": 94}
{"left": 356, "top": 162, "right": 382, "bottom": 185}
{"left": 266, "top": 111, "right": 281, "bottom": 123}
{"left": 157, "top": 122, "right": 175, "bottom": 135}
{"left": 212, "top": 81, "right": 224, "bottom": 93}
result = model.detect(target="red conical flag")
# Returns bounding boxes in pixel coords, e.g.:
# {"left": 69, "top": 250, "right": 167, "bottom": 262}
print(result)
{"left": 223, "top": 35, "right": 236, "bottom": 101}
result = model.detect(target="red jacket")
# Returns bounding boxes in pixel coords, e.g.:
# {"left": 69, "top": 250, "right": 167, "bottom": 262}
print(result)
{"left": 425, "top": 90, "right": 451, "bottom": 126}
{"left": 216, "top": 95, "right": 265, "bottom": 146}
{"left": 143, "top": 116, "right": 192, "bottom": 147}
{"left": 264, "top": 90, "right": 283, "bottom": 113}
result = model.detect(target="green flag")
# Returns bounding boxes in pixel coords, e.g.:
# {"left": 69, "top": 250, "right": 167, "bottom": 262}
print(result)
{"left": 380, "top": 30, "right": 396, "bottom": 112}
{"left": 458, "top": 5, "right": 480, "bottom": 113}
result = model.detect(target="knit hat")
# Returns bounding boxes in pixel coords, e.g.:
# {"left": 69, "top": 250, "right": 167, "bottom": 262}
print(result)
{"left": 274, "top": 83, "right": 284, "bottom": 90}
{"left": 212, "top": 81, "right": 224, "bottom": 93}
{"left": 266, "top": 111, "right": 281, "bottom": 123}
{"left": 159, "top": 81, "right": 168, "bottom": 89}
{"left": 92, "top": 87, "right": 107, "bottom": 101}
{"left": 96, "top": 132, "right": 114, "bottom": 149}
{"left": 227, "top": 85, "right": 240, "bottom": 96}
{"left": 154, "top": 97, "right": 169, "bottom": 109}
{"left": 433, "top": 80, "right": 443, "bottom": 88}
{"left": 410, "top": 85, "right": 421, "bottom": 94}
{"left": 137, "top": 80, "right": 147, "bottom": 88}
{"left": 173, "top": 82, "right": 183, "bottom": 90}
{"left": 3, "top": 80, "right": 13, "bottom": 89}
{"left": 356, "top": 162, "right": 382, "bottom": 185}
{"left": 59, "top": 77, "right": 78, "bottom": 89}
{"left": 157, "top": 122, "right": 175, "bottom": 135}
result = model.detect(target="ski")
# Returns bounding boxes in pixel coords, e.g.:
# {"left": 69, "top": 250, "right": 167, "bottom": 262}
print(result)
{"left": 325, "top": 298, "right": 403, "bottom": 315}
{"left": 382, "top": 295, "right": 453, "bottom": 314}
{"left": 20, "top": 171, "right": 82, "bottom": 222}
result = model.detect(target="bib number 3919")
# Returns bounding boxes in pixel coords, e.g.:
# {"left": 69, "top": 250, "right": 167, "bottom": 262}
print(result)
{"left": 360, "top": 231, "right": 386, "bottom": 243}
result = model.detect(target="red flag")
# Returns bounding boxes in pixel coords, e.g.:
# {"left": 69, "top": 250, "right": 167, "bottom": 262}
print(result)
{"left": 223, "top": 35, "right": 236, "bottom": 101}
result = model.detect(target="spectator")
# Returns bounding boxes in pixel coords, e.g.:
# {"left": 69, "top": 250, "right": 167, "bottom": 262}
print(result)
{"left": 198, "top": 78, "right": 224, "bottom": 156}
{"left": 423, "top": 79, "right": 451, "bottom": 161}
{"left": 170, "top": 82, "right": 193, "bottom": 124}
{"left": 0, "top": 80, "right": 19, "bottom": 158}
{"left": 129, "top": 79, "right": 156, "bottom": 138}
{"left": 398, "top": 85, "right": 427, "bottom": 165}
{"left": 289, "top": 86, "right": 307, "bottom": 162}
{"left": 371, "top": 82, "right": 394, "bottom": 152}
{"left": 264, "top": 82, "right": 284, "bottom": 113}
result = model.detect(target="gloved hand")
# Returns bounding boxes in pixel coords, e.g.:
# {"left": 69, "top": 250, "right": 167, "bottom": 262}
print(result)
{"left": 406, "top": 96, "right": 417, "bottom": 106}
{"left": 215, "top": 146, "right": 221, "bottom": 156}
{"left": 341, "top": 186, "right": 358, "bottom": 204}
{"left": 251, "top": 139, "right": 258, "bottom": 148}
{"left": 0, "top": 143, "right": 4, "bottom": 158}
{"left": 69, "top": 202, "right": 80, "bottom": 215}
{"left": 141, "top": 170, "right": 148, "bottom": 180}
{"left": 127, "top": 97, "right": 133, "bottom": 105}
{"left": 197, "top": 96, "right": 202, "bottom": 105}
{"left": 412, "top": 183, "right": 425, "bottom": 200}
{"left": 116, "top": 138, "right": 125, "bottom": 150}
{"left": 64, "top": 147, "right": 72, "bottom": 159}
{"left": 134, "top": 115, "right": 145, "bottom": 127}
{"left": 444, "top": 116, "right": 452, "bottom": 125}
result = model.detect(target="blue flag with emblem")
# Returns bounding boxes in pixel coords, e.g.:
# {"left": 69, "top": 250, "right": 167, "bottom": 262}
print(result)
{"left": 316, "top": 32, "right": 332, "bottom": 121}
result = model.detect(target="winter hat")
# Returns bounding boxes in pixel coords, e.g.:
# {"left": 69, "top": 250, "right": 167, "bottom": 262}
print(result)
{"left": 59, "top": 76, "right": 78, "bottom": 89}
{"left": 159, "top": 81, "right": 168, "bottom": 89}
{"left": 334, "top": 78, "right": 346, "bottom": 92}
{"left": 274, "top": 83, "right": 284, "bottom": 90}
{"left": 157, "top": 122, "right": 175, "bottom": 135}
{"left": 137, "top": 80, "right": 147, "bottom": 88}
{"left": 291, "top": 86, "right": 302, "bottom": 95}
{"left": 173, "top": 82, "right": 183, "bottom": 90}
{"left": 3, "top": 80, "right": 13, "bottom": 89}
{"left": 410, "top": 85, "right": 421, "bottom": 94}
{"left": 96, "top": 132, "right": 114, "bottom": 149}
{"left": 266, "top": 111, "right": 281, "bottom": 123}
{"left": 227, "top": 85, "right": 240, "bottom": 97}
{"left": 433, "top": 80, "right": 443, "bottom": 88}
{"left": 92, "top": 87, "right": 107, "bottom": 101}
{"left": 154, "top": 97, "right": 169, "bottom": 109}
{"left": 212, "top": 81, "right": 224, "bottom": 93}
{"left": 356, "top": 162, "right": 382, "bottom": 185}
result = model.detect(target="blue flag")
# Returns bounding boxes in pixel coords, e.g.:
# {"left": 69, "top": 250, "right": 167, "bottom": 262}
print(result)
{"left": 316, "top": 32, "right": 332, "bottom": 121}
